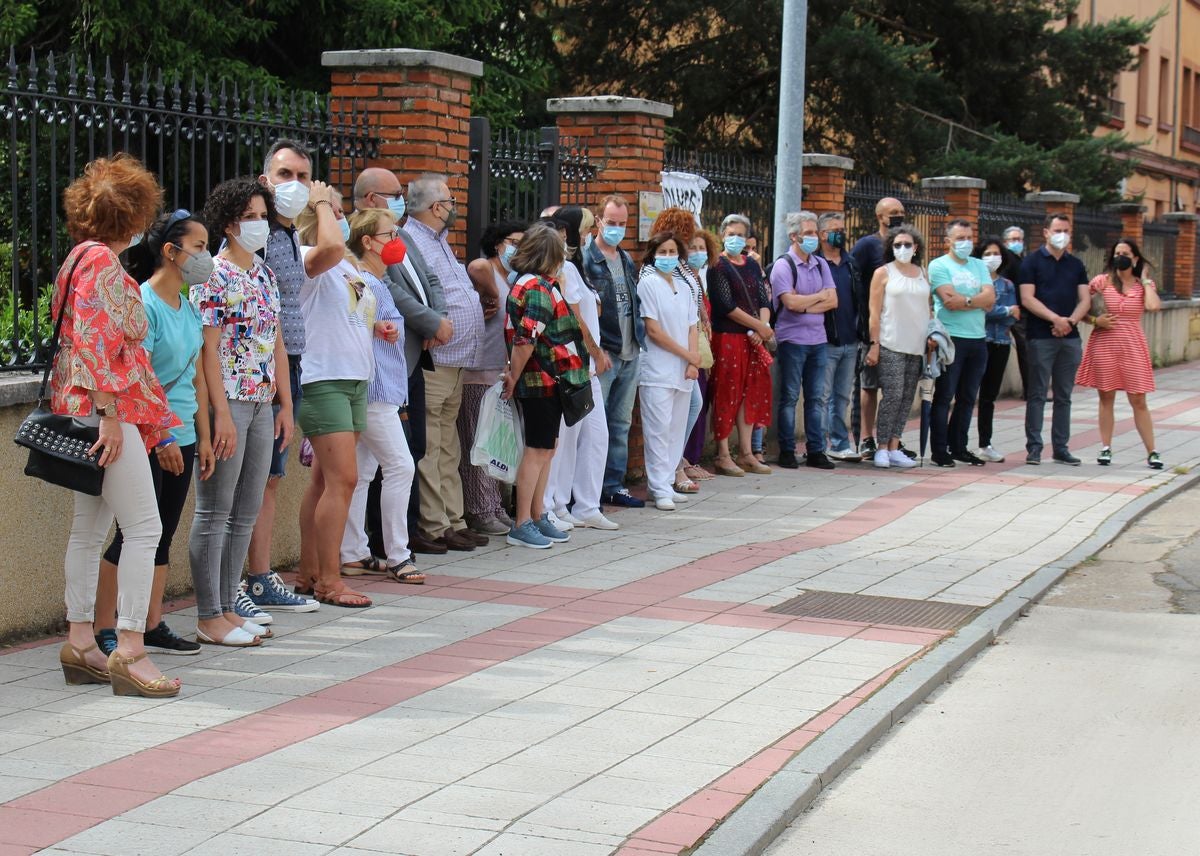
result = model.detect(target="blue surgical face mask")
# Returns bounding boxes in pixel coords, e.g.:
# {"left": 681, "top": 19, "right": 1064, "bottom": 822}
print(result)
{"left": 654, "top": 256, "right": 677, "bottom": 274}
{"left": 687, "top": 251, "right": 708, "bottom": 270}
{"left": 500, "top": 242, "right": 517, "bottom": 272}
{"left": 338, "top": 218, "right": 351, "bottom": 242}
{"left": 800, "top": 236, "right": 820, "bottom": 254}
{"left": 724, "top": 235, "right": 746, "bottom": 255}
{"left": 952, "top": 239, "right": 973, "bottom": 260}
{"left": 602, "top": 225, "right": 625, "bottom": 247}
{"left": 128, "top": 232, "right": 143, "bottom": 248}
{"left": 1006, "top": 241, "right": 1024, "bottom": 255}
{"left": 387, "top": 196, "right": 407, "bottom": 220}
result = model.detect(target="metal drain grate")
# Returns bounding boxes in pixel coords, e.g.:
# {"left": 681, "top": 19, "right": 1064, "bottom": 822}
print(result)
{"left": 767, "top": 590, "right": 978, "bottom": 631}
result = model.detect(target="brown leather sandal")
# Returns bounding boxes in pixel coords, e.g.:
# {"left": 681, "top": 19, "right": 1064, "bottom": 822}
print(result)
{"left": 107, "top": 650, "right": 180, "bottom": 698}
{"left": 60, "top": 642, "right": 110, "bottom": 685}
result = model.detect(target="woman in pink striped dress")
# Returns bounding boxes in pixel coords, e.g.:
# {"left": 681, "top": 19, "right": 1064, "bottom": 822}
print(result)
{"left": 1076, "top": 238, "right": 1163, "bottom": 469}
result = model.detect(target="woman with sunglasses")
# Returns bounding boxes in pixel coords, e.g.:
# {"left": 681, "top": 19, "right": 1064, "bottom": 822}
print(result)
{"left": 864, "top": 224, "right": 932, "bottom": 469}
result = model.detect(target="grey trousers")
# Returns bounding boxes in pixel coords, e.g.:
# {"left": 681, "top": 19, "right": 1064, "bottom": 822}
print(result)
{"left": 189, "top": 400, "right": 274, "bottom": 619}
{"left": 1024, "top": 336, "right": 1082, "bottom": 457}
{"left": 876, "top": 347, "right": 923, "bottom": 443}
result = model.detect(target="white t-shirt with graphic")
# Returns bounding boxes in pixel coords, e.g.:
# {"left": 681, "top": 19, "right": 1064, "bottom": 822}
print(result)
{"left": 297, "top": 250, "right": 377, "bottom": 384}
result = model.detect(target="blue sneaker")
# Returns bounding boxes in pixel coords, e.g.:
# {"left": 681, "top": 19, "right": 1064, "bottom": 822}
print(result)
{"left": 245, "top": 572, "right": 319, "bottom": 613}
{"left": 601, "top": 489, "right": 645, "bottom": 509}
{"left": 535, "top": 513, "right": 570, "bottom": 542}
{"left": 234, "top": 587, "right": 274, "bottom": 625}
{"left": 93, "top": 628, "right": 118, "bottom": 656}
{"left": 506, "top": 520, "right": 553, "bottom": 550}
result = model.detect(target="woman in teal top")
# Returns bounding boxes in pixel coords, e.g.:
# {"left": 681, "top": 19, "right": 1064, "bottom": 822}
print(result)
{"left": 93, "top": 210, "right": 217, "bottom": 656}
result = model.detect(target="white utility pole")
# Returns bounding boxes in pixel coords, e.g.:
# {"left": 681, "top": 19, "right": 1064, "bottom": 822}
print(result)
{"left": 773, "top": 0, "right": 807, "bottom": 259}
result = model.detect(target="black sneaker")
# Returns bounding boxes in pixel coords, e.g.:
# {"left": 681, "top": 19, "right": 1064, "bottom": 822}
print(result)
{"left": 951, "top": 449, "right": 986, "bottom": 466}
{"left": 930, "top": 452, "right": 957, "bottom": 468}
{"left": 1053, "top": 451, "right": 1081, "bottom": 466}
{"left": 602, "top": 489, "right": 645, "bottom": 508}
{"left": 777, "top": 451, "right": 800, "bottom": 469}
{"left": 806, "top": 452, "right": 835, "bottom": 470}
{"left": 898, "top": 442, "right": 918, "bottom": 460}
{"left": 144, "top": 620, "right": 201, "bottom": 655}
{"left": 858, "top": 436, "right": 877, "bottom": 456}
{"left": 94, "top": 628, "right": 118, "bottom": 656}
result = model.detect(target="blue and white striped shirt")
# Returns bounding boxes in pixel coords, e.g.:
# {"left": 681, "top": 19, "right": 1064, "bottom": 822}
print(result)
{"left": 364, "top": 271, "right": 409, "bottom": 407}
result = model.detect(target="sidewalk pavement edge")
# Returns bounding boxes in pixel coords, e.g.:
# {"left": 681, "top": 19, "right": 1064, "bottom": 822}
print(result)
{"left": 693, "top": 466, "right": 1200, "bottom": 856}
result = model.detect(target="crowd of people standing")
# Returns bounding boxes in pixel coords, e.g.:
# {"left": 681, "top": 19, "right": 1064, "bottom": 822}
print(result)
{"left": 46, "top": 142, "right": 1168, "bottom": 697}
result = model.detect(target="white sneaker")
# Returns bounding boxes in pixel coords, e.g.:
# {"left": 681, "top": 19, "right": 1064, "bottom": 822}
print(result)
{"left": 828, "top": 447, "right": 862, "bottom": 462}
{"left": 889, "top": 449, "right": 917, "bottom": 468}
{"left": 671, "top": 492, "right": 690, "bottom": 503}
{"left": 873, "top": 449, "right": 891, "bottom": 468}
{"left": 574, "top": 513, "right": 619, "bottom": 530}
{"left": 558, "top": 511, "right": 584, "bottom": 527}
{"left": 655, "top": 498, "right": 677, "bottom": 511}
{"left": 544, "top": 510, "right": 574, "bottom": 531}
{"left": 978, "top": 445, "right": 1005, "bottom": 463}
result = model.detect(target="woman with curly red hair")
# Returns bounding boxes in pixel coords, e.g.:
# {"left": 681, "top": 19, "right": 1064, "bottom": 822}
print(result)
{"left": 52, "top": 154, "right": 182, "bottom": 697}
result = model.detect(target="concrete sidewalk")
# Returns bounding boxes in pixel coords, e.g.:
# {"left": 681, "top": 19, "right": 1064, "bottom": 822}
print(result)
{"left": 2, "top": 362, "right": 1199, "bottom": 856}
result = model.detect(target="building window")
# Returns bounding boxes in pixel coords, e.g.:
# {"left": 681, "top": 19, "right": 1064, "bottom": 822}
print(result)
{"left": 1136, "top": 48, "right": 1151, "bottom": 125}
{"left": 1158, "top": 57, "right": 1173, "bottom": 131}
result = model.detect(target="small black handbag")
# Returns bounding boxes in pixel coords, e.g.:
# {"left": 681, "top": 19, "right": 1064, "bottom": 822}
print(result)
{"left": 558, "top": 380, "right": 595, "bottom": 428}
{"left": 13, "top": 249, "right": 105, "bottom": 496}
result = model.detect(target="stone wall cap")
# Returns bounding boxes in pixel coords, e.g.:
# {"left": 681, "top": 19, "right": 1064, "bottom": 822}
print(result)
{"left": 1103, "top": 202, "right": 1147, "bottom": 213}
{"left": 802, "top": 153, "right": 854, "bottom": 171}
{"left": 321, "top": 49, "right": 483, "bottom": 78}
{"left": 1162, "top": 211, "right": 1200, "bottom": 222}
{"left": 1025, "top": 190, "right": 1082, "bottom": 203}
{"left": 920, "top": 175, "right": 987, "bottom": 190}
{"left": 546, "top": 96, "right": 674, "bottom": 119}
{"left": 0, "top": 375, "right": 41, "bottom": 408}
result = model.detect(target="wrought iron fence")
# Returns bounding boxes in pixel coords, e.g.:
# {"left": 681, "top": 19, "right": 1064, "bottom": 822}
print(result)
{"left": 844, "top": 173, "right": 949, "bottom": 253}
{"left": 978, "top": 191, "right": 1045, "bottom": 243}
{"left": 1141, "top": 219, "right": 1178, "bottom": 295}
{"left": 663, "top": 148, "right": 776, "bottom": 249}
{"left": 1071, "top": 205, "right": 1122, "bottom": 283}
{"left": 465, "top": 117, "right": 598, "bottom": 257}
{"left": 2, "top": 47, "right": 377, "bottom": 371}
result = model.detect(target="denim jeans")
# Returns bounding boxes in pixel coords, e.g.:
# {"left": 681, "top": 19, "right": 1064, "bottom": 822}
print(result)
{"left": 776, "top": 341, "right": 828, "bottom": 455}
{"left": 1025, "top": 336, "right": 1082, "bottom": 457}
{"left": 819, "top": 343, "right": 857, "bottom": 452}
{"left": 189, "top": 399, "right": 274, "bottom": 620}
{"left": 931, "top": 336, "right": 988, "bottom": 455}
{"left": 599, "top": 352, "right": 641, "bottom": 494}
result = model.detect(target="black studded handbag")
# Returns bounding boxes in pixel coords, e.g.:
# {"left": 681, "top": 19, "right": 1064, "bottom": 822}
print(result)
{"left": 13, "top": 248, "right": 105, "bottom": 496}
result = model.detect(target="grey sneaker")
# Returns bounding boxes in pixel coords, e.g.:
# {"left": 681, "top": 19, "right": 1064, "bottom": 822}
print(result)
{"left": 978, "top": 445, "right": 1005, "bottom": 463}
{"left": 535, "top": 514, "right": 570, "bottom": 542}
{"left": 506, "top": 520, "right": 552, "bottom": 550}
{"left": 469, "top": 515, "right": 511, "bottom": 536}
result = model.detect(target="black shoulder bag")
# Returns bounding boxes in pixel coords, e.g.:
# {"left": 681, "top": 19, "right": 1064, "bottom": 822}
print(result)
{"left": 13, "top": 248, "right": 105, "bottom": 496}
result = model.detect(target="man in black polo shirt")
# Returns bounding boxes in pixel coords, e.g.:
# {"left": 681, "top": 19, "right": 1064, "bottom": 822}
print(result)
{"left": 1018, "top": 213, "right": 1090, "bottom": 466}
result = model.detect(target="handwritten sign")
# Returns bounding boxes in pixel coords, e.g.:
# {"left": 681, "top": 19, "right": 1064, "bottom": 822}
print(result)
{"left": 661, "top": 171, "right": 710, "bottom": 226}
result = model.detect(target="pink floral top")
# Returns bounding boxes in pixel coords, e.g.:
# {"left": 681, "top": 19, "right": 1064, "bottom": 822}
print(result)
{"left": 50, "top": 241, "right": 181, "bottom": 451}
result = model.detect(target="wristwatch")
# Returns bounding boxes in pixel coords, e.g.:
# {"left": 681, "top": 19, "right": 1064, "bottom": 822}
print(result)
{"left": 97, "top": 402, "right": 118, "bottom": 418}
{"left": 965, "top": 295, "right": 973, "bottom": 308}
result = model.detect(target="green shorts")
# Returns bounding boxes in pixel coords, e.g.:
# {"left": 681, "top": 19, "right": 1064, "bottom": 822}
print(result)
{"left": 297, "top": 379, "right": 367, "bottom": 437}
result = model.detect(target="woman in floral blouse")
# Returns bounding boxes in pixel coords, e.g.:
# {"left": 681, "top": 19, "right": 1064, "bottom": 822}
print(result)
{"left": 191, "top": 178, "right": 293, "bottom": 647}
{"left": 51, "top": 154, "right": 182, "bottom": 698}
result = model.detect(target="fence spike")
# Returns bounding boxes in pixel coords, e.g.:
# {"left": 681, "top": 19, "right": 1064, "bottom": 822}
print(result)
{"left": 118, "top": 61, "right": 132, "bottom": 105}
{"left": 218, "top": 79, "right": 228, "bottom": 118}
{"left": 103, "top": 56, "right": 117, "bottom": 102}
{"left": 231, "top": 82, "right": 240, "bottom": 119}
{"left": 6, "top": 46, "right": 17, "bottom": 89}
{"left": 287, "top": 91, "right": 298, "bottom": 127}
{"left": 25, "top": 48, "right": 39, "bottom": 92}
{"left": 247, "top": 82, "right": 256, "bottom": 120}
{"left": 45, "top": 50, "right": 57, "bottom": 94}
{"left": 273, "top": 87, "right": 285, "bottom": 125}
{"left": 171, "top": 73, "right": 182, "bottom": 112}
{"left": 66, "top": 53, "right": 77, "bottom": 96}
{"left": 187, "top": 71, "right": 198, "bottom": 113}
{"left": 138, "top": 64, "right": 150, "bottom": 107}
{"left": 84, "top": 55, "right": 95, "bottom": 99}
{"left": 202, "top": 74, "right": 213, "bottom": 116}
{"left": 154, "top": 67, "right": 165, "bottom": 109}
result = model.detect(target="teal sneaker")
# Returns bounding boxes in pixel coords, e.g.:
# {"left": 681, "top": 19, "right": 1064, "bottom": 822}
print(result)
{"left": 535, "top": 514, "right": 570, "bottom": 542}
{"left": 506, "top": 520, "right": 553, "bottom": 550}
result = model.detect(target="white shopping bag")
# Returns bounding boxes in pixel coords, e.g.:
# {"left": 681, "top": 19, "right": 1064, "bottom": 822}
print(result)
{"left": 470, "top": 382, "right": 524, "bottom": 484}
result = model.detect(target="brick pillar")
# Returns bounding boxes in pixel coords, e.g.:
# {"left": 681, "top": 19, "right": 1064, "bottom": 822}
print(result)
{"left": 547, "top": 96, "right": 673, "bottom": 254}
{"left": 920, "top": 176, "right": 987, "bottom": 238}
{"left": 323, "top": 49, "right": 483, "bottom": 255}
{"left": 1025, "top": 191, "right": 1080, "bottom": 253}
{"left": 1163, "top": 212, "right": 1199, "bottom": 299}
{"left": 801, "top": 154, "right": 855, "bottom": 213}
{"left": 1106, "top": 202, "right": 1146, "bottom": 244}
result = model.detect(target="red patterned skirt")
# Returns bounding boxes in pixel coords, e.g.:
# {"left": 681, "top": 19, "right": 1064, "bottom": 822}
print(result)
{"left": 711, "top": 332, "right": 773, "bottom": 441}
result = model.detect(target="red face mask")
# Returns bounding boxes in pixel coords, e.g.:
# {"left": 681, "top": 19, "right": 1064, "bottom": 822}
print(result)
{"left": 380, "top": 237, "right": 407, "bottom": 265}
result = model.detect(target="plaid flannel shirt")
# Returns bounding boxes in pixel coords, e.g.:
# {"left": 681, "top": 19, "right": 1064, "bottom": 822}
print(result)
{"left": 505, "top": 273, "right": 589, "bottom": 398}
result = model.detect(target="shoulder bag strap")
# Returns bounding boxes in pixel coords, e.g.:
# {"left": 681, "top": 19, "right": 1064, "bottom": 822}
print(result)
{"left": 38, "top": 244, "right": 95, "bottom": 406}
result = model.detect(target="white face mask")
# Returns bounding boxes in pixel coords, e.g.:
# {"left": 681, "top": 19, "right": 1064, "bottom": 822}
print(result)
{"left": 983, "top": 254, "right": 1002, "bottom": 272}
{"left": 1048, "top": 232, "right": 1070, "bottom": 251}
{"left": 233, "top": 219, "right": 270, "bottom": 254}
{"left": 270, "top": 180, "right": 310, "bottom": 220}
{"left": 893, "top": 245, "right": 915, "bottom": 264}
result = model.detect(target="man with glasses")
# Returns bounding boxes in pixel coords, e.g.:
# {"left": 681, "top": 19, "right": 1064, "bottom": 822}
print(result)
{"left": 404, "top": 173, "right": 487, "bottom": 551}
{"left": 353, "top": 167, "right": 450, "bottom": 556}
{"left": 583, "top": 194, "right": 645, "bottom": 509}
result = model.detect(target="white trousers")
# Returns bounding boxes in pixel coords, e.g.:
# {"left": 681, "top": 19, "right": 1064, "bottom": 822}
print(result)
{"left": 341, "top": 401, "right": 416, "bottom": 565}
{"left": 543, "top": 375, "right": 608, "bottom": 519}
{"left": 639, "top": 383, "right": 692, "bottom": 502}
{"left": 65, "top": 421, "right": 160, "bottom": 632}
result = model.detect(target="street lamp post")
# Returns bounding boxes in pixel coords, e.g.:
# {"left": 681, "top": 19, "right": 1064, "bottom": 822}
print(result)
{"left": 773, "top": 0, "right": 808, "bottom": 260}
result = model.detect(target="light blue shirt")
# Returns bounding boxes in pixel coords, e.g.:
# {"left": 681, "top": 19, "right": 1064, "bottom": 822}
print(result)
{"left": 141, "top": 283, "right": 203, "bottom": 445}
{"left": 928, "top": 254, "right": 989, "bottom": 339}
{"left": 363, "top": 272, "right": 409, "bottom": 407}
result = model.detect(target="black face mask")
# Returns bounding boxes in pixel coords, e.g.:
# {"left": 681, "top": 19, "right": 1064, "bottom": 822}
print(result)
{"left": 887, "top": 215, "right": 904, "bottom": 229}
{"left": 1113, "top": 255, "right": 1133, "bottom": 271}
{"left": 827, "top": 230, "right": 845, "bottom": 248}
